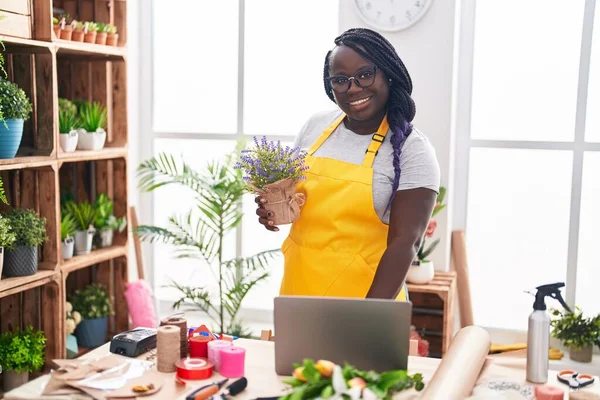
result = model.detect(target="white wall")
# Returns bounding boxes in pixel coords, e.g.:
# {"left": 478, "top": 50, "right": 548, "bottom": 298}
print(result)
{"left": 339, "top": 1, "right": 459, "bottom": 271}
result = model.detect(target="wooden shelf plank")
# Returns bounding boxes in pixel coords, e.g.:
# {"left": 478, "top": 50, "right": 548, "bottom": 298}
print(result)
{"left": 0, "top": 155, "right": 56, "bottom": 171}
{"left": 54, "top": 39, "right": 126, "bottom": 60}
{"left": 61, "top": 245, "right": 127, "bottom": 274}
{"left": 58, "top": 147, "right": 128, "bottom": 163}
{"left": 0, "top": 34, "right": 53, "bottom": 53}
{"left": 0, "top": 270, "right": 58, "bottom": 299}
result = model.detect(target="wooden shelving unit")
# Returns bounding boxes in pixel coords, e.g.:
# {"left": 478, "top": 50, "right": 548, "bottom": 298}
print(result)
{"left": 0, "top": 0, "right": 130, "bottom": 381}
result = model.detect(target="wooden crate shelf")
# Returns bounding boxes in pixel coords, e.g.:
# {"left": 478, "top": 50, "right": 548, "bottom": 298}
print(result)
{"left": 58, "top": 146, "right": 127, "bottom": 163}
{"left": 0, "top": 155, "right": 56, "bottom": 171}
{"left": 61, "top": 244, "right": 127, "bottom": 273}
{"left": 55, "top": 39, "right": 126, "bottom": 60}
{"left": 0, "top": 270, "right": 58, "bottom": 299}
{"left": 407, "top": 271, "right": 457, "bottom": 358}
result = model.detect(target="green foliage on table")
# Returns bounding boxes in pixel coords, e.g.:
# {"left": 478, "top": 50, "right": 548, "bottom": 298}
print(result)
{"left": 0, "top": 214, "right": 16, "bottom": 248}
{"left": 94, "top": 193, "right": 126, "bottom": 232}
{"left": 551, "top": 307, "right": 600, "bottom": 351}
{"left": 3, "top": 208, "right": 47, "bottom": 249}
{"left": 79, "top": 101, "right": 106, "bottom": 132}
{"left": 61, "top": 213, "right": 77, "bottom": 240}
{"left": 0, "top": 325, "right": 46, "bottom": 373}
{"left": 69, "top": 283, "right": 113, "bottom": 320}
{"left": 0, "top": 78, "right": 33, "bottom": 121}
{"left": 135, "top": 145, "right": 279, "bottom": 336}
{"left": 64, "top": 201, "right": 97, "bottom": 231}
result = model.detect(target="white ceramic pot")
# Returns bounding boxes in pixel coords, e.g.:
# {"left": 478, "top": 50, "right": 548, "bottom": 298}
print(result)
{"left": 59, "top": 130, "right": 78, "bottom": 152}
{"left": 74, "top": 228, "right": 95, "bottom": 255}
{"left": 406, "top": 260, "right": 435, "bottom": 284}
{"left": 62, "top": 237, "right": 75, "bottom": 260}
{"left": 76, "top": 128, "right": 106, "bottom": 151}
{"left": 99, "top": 229, "right": 113, "bottom": 248}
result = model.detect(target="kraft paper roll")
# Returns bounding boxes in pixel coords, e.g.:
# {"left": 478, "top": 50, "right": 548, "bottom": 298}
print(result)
{"left": 160, "top": 316, "right": 188, "bottom": 358}
{"left": 157, "top": 325, "right": 181, "bottom": 373}
{"left": 207, "top": 339, "right": 232, "bottom": 371}
{"left": 420, "top": 325, "right": 491, "bottom": 400}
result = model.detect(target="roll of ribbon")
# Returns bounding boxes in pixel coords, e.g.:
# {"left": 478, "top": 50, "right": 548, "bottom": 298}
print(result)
{"left": 157, "top": 325, "right": 181, "bottom": 373}
{"left": 219, "top": 346, "right": 245, "bottom": 378}
{"left": 175, "top": 357, "right": 213, "bottom": 380}
{"left": 534, "top": 385, "right": 564, "bottom": 400}
{"left": 160, "top": 315, "right": 188, "bottom": 358}
{"left": 189, "top": 335, "right": 211, "bottom": 358}
{"left": 207, "top": 340, "right": 232, "bottom": 371}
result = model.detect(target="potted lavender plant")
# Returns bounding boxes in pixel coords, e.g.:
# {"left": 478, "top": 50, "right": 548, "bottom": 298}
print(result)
{"left": 235, "top": 136, "right": 309, "bottom": 225}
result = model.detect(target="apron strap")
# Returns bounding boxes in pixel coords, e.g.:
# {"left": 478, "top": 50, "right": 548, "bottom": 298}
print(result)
{"left": 307, "top": 114, "right": 346, "bottom": 156}
{"left": 362, "top": 115, "right": 390, "bottom": 168}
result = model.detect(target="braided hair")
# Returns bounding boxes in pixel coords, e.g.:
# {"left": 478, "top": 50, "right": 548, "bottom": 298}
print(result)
{"left": 323, "top": 28, "right": 416, "bottom": 212}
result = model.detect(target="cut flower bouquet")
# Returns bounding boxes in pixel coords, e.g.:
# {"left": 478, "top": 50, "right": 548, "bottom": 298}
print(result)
{"left": 235, "top": 136, "right": 309, "bottom": 225}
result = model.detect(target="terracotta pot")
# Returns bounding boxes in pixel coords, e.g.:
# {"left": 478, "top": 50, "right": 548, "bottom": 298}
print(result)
{"left": 53, "top": 25, "right": 61, "bottom": 38}
{"left": 569, "top": 344, "right": 593, "bottom": 363}
{"left": 84, "top": 31, "right": 97, "bottom": 44}
{"left": 72, "top": 29, "right": 84, "bottom": 42}
{"left": 60, "top": 26, "right": 73, "bottom": 41}
{"left": 106, "top": 33, "right": 119, "bottom": 46}
{"left": 96, "top": 32, "right": 107, "bottom": 45}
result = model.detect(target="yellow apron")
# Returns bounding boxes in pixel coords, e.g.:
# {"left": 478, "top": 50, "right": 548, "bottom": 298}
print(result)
{"left": 280, "top": 113, "right": 408, "bottom": 301}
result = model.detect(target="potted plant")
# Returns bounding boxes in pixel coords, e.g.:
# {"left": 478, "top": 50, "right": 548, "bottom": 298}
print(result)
{"left": 70, "top": 283, "right": 113, "bottom": 348}
{"left": 65, "top": 301, "right": 82, "bottom": 358}
{"left": 77, "top": 102, "right": 106, "bottom": 151}
{"left": 60, "top": 19, "right": 74, "bottom": 41}
{"left": 95, "top": 22, "right": 108, "bottom": 45}
{"left": 53, "top": 17, "right": 60, "bottom": 37}
{"left": 0, "top": 214, "right": 16, "bottom": 279}
{"left": 61, "top": 213, "right": 77, "bottom": 260}
{"left": 59, "top": 107, "right": 79, "bottom": 153}
{"left": 551, "top": 307, "right": 600, "bottom": 363}
{"left": 0, "top": 79, "right": 33, "bottom": 159}
{"left": 3, "top": 208, "right": 47, "bottom": 277}
{"left": 64, "top": 201, "right": 96, "bottom": 255}
{"left": 72, "top": 21, "right": 85, "bottom": 42}
{"left": 84, "top": 22, "right": 98, "bottom": 44}
{"left": 0, "top": 326, "right": 46, "bottom": 392}
{"left": 94, "top": 194, "right": 126, "bottom": 248}
{"left": 406, "top": 187, "right": 447, "bottom": 284}
{"left": 105, "top": 24, "right": 118, "bottom": 46}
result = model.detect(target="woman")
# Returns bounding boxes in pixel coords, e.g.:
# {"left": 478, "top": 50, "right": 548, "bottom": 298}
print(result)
{"left": 256, "top": 28, "right": 440, "bottom": 301}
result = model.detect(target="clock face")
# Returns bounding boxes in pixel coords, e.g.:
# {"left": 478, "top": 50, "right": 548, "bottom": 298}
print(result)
{"left": 353, "top": 0, "right": 434, "bottom": 32}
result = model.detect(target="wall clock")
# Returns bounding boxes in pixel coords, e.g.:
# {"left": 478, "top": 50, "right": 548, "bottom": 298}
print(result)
{"left": 353, "top": 0, "right": 434, "bottom": 32}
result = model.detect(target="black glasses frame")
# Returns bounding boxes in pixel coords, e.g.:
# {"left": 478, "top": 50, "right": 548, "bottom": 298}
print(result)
{"left": 326, "top": 66, "right": 378, "bottom": 94}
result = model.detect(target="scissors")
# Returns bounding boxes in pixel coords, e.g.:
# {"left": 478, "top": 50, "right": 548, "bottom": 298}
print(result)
{"left": 557, "top": 369, "right": 595, "bottom": 389}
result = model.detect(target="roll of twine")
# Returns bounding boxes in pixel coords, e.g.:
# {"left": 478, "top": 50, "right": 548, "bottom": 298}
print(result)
{"left": 160, "top": 315, "right": 188, "bottom": 358}
{"left": 157, "top": 325, "right": 181, "bottom": 373}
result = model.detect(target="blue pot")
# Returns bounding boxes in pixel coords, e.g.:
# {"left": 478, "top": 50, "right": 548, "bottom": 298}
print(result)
{"left": 0, "top": 119, "right": 24, "bottom": 159}
{"left": 75, "top": 317, "right": 108, "bottom": 348}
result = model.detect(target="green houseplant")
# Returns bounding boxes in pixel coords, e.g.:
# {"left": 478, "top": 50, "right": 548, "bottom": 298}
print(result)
{"left": 0, "top": 325, "right": 46, "bottom": 391}
{"left": 61, "top": 213, "right": 77, "bottom": 260}
{"left": 0, "top": 214, "right": 16, "bottom": 278}
{"left": 77, "top": 102, "right": 106, "bottom": 151}
{"left": 70, "top": 283, "right": 113, "bottom": 348}
{"left": 59, "top": 98, "right": 80, "bottom": 153}
{"left": 2, "top": 208, "right": 47, "bottom": 277}
{"left": 64, "top": 201, "right": 96, "bottom": 255}
{"left": 551, "top": 307, "right": 600, "bottom": 363}
{"left": 94, "top": 193, "right": 127, "bottom": 248}
{"left": 136, "top": 149, "right": 279, "bottom": 337}
{"left": 0, "top": 78, "right": 33, "bottom": 159}
{"left": 105, "top": 23, "right": 118, "bottom": 46}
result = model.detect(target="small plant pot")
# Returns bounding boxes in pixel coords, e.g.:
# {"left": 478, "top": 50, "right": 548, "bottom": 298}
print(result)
{"left": 84, "top": 31, "right": 97, "bottom": 44}
{"left": 60, "top": 26, "right": 73, "bottom": 40}
{"left": 53, "top": 25, "right": 61, "bottom": 38}
{"left": 59, "top": 130, "right": 79, "bottom": 152}
{"left": 3, "top": 370, "right": 29, "bottom": 392}
{"left": 106, "top": 33, "right": 119, "bottom": 46}
{"left": 569, "top": 344, "right": 593, "bottom": 363}
{"left": 62, "top": 237, "right": 75, "bottom": 260}
{"left": 75, "top": 317, "right": 108, "bottom": 348}
{"left": 74, "top": 229, "right": 95, "bottom": 255}
{"left": 0, "top": 119, "right": 24, "bottom": 159}
{"left": 72, "top": 29, "right": 85, "bottom": 42}
{"left": 96, "top": 32, "right": 108, "bottom": 45}
{"left": 4, "top": 246, "right": 38, "bottom": 277}
{"left": 99, "top": 229, "right": 113, "bottom": 248}
{"left": 406, "top": 259, "right": 435, "bottom": 284}
{"left": 66, "top": 333, "right": 79, "bottom": 359}
{"left": 76, "top": 129, "right": 106, "bottom": 151}
{"left": 0, "top": 247, "right": 4, "bottom": 279}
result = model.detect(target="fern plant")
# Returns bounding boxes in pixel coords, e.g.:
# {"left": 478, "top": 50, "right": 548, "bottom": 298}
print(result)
{"left": 136, "top": 149, "right": 280, "bottom": 336}
{"left": 64, "top": 201, "right": 96, "bottom": 231}
{"left": 79, "top": 102, "right": 106, "bottom": 132}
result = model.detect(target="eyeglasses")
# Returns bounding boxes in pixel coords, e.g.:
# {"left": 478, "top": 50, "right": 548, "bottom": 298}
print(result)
{"left": 326, "top": 66, "right": 378, "bottom": 94}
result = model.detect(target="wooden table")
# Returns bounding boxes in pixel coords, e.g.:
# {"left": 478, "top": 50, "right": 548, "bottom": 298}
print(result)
{"left": 4, "top": 339, "right": 599, "bottom": 399}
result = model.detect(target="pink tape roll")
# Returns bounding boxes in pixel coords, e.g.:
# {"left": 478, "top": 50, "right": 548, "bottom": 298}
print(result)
{"left": 207, "top": 339, "right": 232, "bottom": 371}
{"left": 219, "top": 346, "right": 246, "bottom": 378}
{"left": 534, "top": 385, "right": 564, "bottom": 400}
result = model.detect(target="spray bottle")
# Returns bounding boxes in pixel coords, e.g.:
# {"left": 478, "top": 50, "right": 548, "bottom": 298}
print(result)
{"left": 526, "top": 282, "right": 571, "bottom": 383}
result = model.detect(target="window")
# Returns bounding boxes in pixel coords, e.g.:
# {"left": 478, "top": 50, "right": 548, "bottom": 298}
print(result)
{"left": 147, "top": 1, "right": 340, "bottom": 309}
{"left": 457, "top": 0, "right": 600, "bottom": 331}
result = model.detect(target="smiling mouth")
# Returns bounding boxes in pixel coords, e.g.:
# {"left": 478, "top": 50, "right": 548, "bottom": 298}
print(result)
{"left": 348, "top": 96, "right": 372, "bottom": 106}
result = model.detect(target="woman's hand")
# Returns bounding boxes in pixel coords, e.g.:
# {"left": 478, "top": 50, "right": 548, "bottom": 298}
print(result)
{"left": 255, "top": 196, "right": 279, "bottom": 232}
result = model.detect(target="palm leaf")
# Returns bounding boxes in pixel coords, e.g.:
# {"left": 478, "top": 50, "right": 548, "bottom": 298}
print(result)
{"left": 221, "top": 250, "right": 281, "bottom": 273}
{"left": 222, "top": 271, "right": 270, "bottom": 323}
{"left": 166, "top": 280, "right": 220, "bottom": 325}
{"left": 137, "top": 153, "right": 205, "bottom": 194}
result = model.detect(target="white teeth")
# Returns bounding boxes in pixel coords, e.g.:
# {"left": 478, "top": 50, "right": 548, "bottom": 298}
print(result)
{"left": 350, "top": 97, "right": 371, "bottom": 105}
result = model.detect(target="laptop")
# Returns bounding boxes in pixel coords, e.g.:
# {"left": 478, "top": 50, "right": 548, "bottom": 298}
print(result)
{"left": 273, "top": 296, "right": 412, "bottom": 375}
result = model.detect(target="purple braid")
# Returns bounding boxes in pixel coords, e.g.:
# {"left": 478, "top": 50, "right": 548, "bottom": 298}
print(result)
{"left": 323, "top": 28, "right": 416, "bottom": 211}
